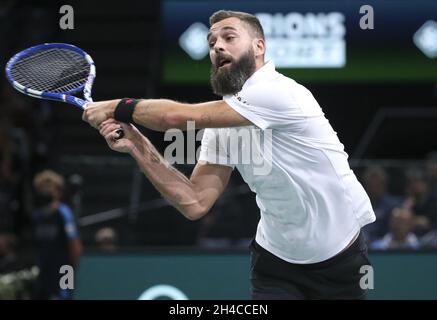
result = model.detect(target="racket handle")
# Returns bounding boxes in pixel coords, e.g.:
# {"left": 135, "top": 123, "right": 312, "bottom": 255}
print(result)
{"left": 115, "top": 129, "right": 124, "bottom": 139}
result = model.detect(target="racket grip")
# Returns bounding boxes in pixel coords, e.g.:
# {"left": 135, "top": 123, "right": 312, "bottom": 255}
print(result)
{"left": 115, "top": 129, "right": 124, "bottom": 139}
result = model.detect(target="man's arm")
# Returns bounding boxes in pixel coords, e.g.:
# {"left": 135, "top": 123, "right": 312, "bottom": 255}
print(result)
{"left": 68, "top": 238, "right": 82, "bottom": 267}
{"left": 83, "top": 99, "right": 252, "bottom": 131}
{"left": 59, "top": 205, "right": 83, "bottom": 267}
{"left": 100, "top": 119, "right": 233, "bottom": 220}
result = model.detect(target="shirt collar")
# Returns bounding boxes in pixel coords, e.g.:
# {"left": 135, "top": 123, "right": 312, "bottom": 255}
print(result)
{"left": 243, "top": 60, "right": 276, "bottom": 88}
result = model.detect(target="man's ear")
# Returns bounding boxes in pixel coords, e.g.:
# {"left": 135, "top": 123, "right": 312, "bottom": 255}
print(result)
{"left": 253, "top": 38, "right": 266, "bottom": 57}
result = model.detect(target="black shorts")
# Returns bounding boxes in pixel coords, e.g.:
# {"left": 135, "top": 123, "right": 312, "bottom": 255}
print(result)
{"left": 249, "top": 231, "right": 371, "bottom": 300}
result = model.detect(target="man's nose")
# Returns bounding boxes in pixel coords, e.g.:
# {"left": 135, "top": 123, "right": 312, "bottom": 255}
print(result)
{"left": 213, "top": 39, "right": 225, "bottom": 52}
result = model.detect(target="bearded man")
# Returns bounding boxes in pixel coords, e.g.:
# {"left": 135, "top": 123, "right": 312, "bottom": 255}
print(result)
{"left": 82, "top": 10, "right": 375, "bottom": 300}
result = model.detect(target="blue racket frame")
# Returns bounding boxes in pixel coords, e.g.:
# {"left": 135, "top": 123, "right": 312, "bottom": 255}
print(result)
{"left": 5, "top": 43, "right": 96, "bottom": 110}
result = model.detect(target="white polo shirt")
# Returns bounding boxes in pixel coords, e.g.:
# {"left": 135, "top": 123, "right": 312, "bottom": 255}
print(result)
{"left": 199, "top": 61, "right": 375, "bottom": 264}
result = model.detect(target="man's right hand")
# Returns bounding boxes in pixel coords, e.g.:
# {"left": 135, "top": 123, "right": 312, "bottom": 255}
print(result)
{"left": 99, "top": 119, "right": 144, "bottom": 154}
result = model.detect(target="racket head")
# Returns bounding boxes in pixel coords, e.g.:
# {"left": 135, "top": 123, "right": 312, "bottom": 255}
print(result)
{"left": 5, "top": 43, "right": 95, "bottom": 109}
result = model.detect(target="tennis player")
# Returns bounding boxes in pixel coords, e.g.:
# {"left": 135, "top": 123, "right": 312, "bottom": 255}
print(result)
{"left": 82, "top": 10, "right": 376, "bottom": 299}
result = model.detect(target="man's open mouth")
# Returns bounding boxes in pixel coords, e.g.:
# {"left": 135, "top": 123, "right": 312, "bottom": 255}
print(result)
{"left": 218, "top": 59, "right": 232, "bottom": 69}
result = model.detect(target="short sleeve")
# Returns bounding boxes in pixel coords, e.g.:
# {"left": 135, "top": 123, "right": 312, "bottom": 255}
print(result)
{"left": 58, "top": 203, "right": 79, "bottom": 240}
{"left": 198, "top": 128, "right": 235, "bottom": 169}
{"left": 224, "top": 80, "right": 319, "bottom": 131}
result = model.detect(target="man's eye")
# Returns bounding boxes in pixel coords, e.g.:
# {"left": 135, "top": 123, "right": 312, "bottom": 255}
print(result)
{"left": 226, "top": 36, "right": 235, "bottom": 41}
{"left": 209, "top": 42, "right": 215, "bottom": 48}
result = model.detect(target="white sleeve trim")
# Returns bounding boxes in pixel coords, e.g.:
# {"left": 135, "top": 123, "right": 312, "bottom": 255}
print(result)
{"left": 198, "top": 152, "right": 235, "bottom": 169}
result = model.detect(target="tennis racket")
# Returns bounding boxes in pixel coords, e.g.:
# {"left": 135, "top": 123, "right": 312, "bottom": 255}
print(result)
{"left": 5, "top": 42, "right": 123, "bottom": 137}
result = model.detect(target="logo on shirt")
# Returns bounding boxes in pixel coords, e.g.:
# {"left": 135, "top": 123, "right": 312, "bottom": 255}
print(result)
{"left": 234, "top": 93, "right": 248, "bottom": 105}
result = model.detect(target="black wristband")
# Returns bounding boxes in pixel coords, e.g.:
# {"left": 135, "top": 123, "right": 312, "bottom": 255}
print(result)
{"left": 114, "top": 98, "right": 140, "bottom": 123}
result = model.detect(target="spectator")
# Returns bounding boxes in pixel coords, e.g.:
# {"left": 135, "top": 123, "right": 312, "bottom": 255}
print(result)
{"left": 31, "top": 170, "right": 82, "bottom": 300}
{"left": 370, "top": 207, "right": 420, "bottom": 250}
{"left": 95, "top": 227, "right": 118, "bottom": 252}
{"left": 361, "top": 166, "right": 402, "bottom": 242}
{"left": 403, "top": 168, "right": 437, "bottom": 234}
{"left": 0, "top": 124, "right": 21, "bottom": 233}
{"left": 425, "top": 151, "right": 437, "bottom": 197}
{"left": 0, "top": 233, "right": 20, "bottom": 274}
{"left": 420, "top": 230, "right": 437, "bottom": 249}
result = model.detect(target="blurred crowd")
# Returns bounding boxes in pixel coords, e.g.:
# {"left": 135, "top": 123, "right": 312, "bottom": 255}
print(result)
{"left": 361, "top": 154, "right": 437, "bottom": 250}
{"left": 0, "top": 77, "right": 78, "bottom": 298}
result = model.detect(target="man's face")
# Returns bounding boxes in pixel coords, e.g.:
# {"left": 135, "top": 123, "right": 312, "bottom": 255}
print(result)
{"left": 37, "top": 182, "right": 59, "bottom": 198}
{"left": 390, "top": 208, "right": 413, "bottom": 240}
{"left": 363, "top": 173, "right": 386, "bottom": 199}
{"left": 34, "top": 181, "right": 61, "bottom": 211}
{"left": 208, "top": 17, "right": 257, "bottom": 96}
{"left": 406, "top": 177, "right": 427, "bottom": 197}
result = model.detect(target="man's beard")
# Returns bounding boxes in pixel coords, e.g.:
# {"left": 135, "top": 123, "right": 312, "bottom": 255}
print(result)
{"left": 210, "top": 48, "right": 256, "bottom": 96}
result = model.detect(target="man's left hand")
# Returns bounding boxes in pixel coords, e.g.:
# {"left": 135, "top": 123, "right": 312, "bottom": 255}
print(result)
{"left": 82, "top": 99, "right": 120, "bottom": 128}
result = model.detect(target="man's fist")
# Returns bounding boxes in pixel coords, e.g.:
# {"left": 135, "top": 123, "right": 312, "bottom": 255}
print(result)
{"left": 82, "top": 99, "right": 120, "bottom": 128}
{"left": 99, "top": 119, "right": 143, "bottom": 154}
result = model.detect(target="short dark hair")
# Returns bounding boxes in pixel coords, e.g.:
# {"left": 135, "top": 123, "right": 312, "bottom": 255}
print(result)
{"left": 209, "top": 10, "right": 265, "bottom": 40}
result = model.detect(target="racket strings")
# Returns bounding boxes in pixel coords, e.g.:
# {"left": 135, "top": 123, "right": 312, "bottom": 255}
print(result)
{"left": 10, "top": 48, "right": 90, "bottom": 93}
